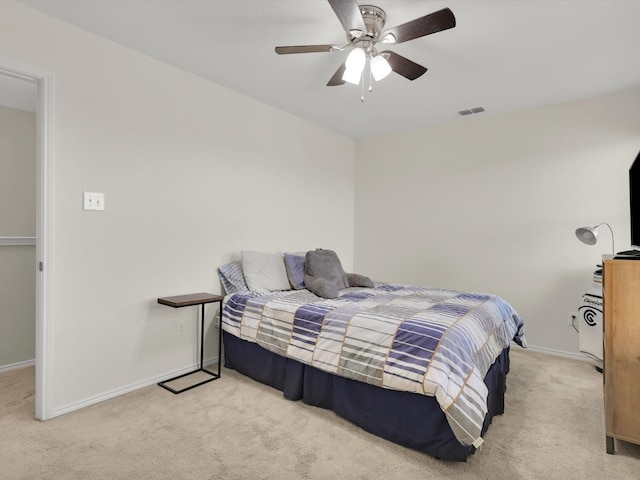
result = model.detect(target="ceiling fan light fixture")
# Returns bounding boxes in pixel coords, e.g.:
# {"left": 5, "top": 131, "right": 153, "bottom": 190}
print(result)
{"left": 342, "top": 67, "right": 362, "bottom": 85}
{"left": 345, "top": 47, "right": 366, "bottom": 72}
{"left": 274, "top": 5, "right": 457, "bottom": 91}
{"left": 370, "top": 54, "right": 392, "bottom": 81}
{"left": 381, "top": 32, "right": 396, "bottom": 44}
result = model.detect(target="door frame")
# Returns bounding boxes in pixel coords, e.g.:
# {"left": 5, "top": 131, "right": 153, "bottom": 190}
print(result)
{"left": 0, "top": 57, "right": 54, "bottom": 420}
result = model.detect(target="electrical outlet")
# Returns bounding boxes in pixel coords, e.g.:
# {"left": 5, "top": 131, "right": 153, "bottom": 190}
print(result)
{"left": 177, "top": 319, "right": 185, "bottom": 336}
{"left": 568, "top": 312, "right": 578, "bottom": 326}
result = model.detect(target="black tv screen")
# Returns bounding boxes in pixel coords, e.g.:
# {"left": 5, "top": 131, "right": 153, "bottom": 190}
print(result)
{"left": 631, "top": 150, "right": 640, "bottom": 249}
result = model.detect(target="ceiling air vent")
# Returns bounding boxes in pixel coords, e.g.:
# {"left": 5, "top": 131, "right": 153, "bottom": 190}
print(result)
{"left": 458, "top": 107, "right": 485, "bottom": 116}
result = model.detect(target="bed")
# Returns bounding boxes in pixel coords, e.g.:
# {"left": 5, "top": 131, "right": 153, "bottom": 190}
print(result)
{"left": 218, "top": 251, "right": 526, "bottom": 461}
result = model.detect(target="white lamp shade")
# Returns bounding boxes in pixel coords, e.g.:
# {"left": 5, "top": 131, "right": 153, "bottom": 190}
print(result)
{"left": 345, "top": 47, "right": 366, "bottom": 72}
{"left": 575, "top": 222, "right": 615, "bottom": 253}
{"left": 342, "top": 67, "right": 362, "bottom": 85}
{"left": 370, "top": 55, "right": 392, "bottom": 81}
{"left": 575, "top": 227, "right": 598, "bottom": 245}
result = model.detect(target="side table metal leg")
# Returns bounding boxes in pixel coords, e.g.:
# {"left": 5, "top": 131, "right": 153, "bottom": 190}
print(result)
{"left": 217, "top": 301, "right": 222, "bottom": 376}
{"left": 199, "top": 303, "right": 205, "bottom": 370}
{"left": 606, "top": 435, "right": 615, "bottom": 454}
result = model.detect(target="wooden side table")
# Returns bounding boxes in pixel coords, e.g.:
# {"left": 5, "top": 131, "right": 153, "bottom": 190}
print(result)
{"left": 157, "top": 292, "right": 224, "bottom": 394}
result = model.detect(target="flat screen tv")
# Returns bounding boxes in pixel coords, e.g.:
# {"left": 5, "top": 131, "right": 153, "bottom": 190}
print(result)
{"left": 630, "top": 150, "right": 640, "bottom": 249}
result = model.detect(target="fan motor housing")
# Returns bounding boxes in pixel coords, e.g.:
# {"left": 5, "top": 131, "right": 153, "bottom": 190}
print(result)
{"left": 349, "top": 5, "right": 386, "bottom": 41}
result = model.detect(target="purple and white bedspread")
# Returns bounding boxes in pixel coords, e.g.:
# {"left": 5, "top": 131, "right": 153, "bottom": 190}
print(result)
{"left": 221, "top": 283, "right": 526, "bottom": 447}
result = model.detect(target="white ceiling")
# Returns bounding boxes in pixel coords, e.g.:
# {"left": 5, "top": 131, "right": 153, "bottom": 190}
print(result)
{"left": 20, "top": 0, "right": 640, "bottom": 139}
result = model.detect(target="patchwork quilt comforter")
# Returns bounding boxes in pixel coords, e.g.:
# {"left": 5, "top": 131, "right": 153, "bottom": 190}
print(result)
{"left": 222, "top": 283, "right": 526, "bottom": 446}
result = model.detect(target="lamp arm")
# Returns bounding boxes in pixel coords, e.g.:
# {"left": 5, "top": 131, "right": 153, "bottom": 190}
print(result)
{"left": 599, "top": 222, "right": 615, "bottom": 254}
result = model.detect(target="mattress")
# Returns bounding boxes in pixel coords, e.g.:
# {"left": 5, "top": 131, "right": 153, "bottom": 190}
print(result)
{"left": 221, "top": 283, "right": 526, "bottom": 447}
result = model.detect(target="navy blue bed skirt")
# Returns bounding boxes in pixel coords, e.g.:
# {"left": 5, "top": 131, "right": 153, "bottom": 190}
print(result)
{"left": 222, "top": 331, "right": 510, "bottom": 462}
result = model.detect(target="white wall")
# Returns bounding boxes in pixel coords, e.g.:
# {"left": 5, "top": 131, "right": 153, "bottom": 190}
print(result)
{"left": 0, "top": 105, "right": 36, "bottom": 368}
{"left": 355, "top": 87, "right": 640, "bottom": 355}
{"left": 0, "top": 2, "right": 355, "bottom": 415}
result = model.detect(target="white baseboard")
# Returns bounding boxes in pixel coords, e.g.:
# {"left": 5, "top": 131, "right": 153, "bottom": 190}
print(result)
{"left": 50, "top": 360, "right": 221, "bottom": 419}
{"left": 520, "top": 343, "right": 594, "bottom": 363}
{"left": 0, "top": 359, "right": 35, "bottom": 373}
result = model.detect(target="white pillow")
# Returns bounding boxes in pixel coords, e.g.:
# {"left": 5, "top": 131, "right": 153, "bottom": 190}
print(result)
{"left": 241, "top": 250, "right": 291, "bottom": 293}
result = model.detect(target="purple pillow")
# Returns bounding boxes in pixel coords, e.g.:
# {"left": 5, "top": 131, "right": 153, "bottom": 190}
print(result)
{"left": 284, "top": 253, "right": 306, "bottom": 289}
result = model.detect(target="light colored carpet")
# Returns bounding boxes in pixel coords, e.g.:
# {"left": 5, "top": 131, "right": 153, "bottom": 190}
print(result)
{"left": 1, "top": 348, "right": 639, "bottom": 479}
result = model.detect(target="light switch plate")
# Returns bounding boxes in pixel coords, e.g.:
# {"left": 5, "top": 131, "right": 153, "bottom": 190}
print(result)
{"left": 83, "top": 192, "right": 105, "bottom": 211}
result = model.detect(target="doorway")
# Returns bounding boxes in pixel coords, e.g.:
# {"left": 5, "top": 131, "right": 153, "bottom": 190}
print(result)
{"left": 0, "top": 58, "right": 53, "bottom": 420}
{"left": 0, "top": 75, "right": 36, "bottom": 374}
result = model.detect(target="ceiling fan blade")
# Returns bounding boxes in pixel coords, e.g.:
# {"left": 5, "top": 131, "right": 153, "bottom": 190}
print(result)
{"left": 275, "top": 45, "right": 335, "bottom": 54}
{"left": 381, "top": 51, "right": 428, "bottom": 81}
{"left": 382, "top": 8, "right": 456, "bottom": 44}
{"left": 327, "top": 0, "right": 366, "bottom": 36}
{"left": 326, "top": 63, "right": 346, "bottom": 86}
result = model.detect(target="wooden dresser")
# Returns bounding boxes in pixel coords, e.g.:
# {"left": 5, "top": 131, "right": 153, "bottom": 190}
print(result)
{"left": 603, "top": 257, "right": 640, "bottom": 453}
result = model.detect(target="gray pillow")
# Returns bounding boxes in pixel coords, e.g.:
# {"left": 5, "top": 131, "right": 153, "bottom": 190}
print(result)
{"left": 347, "top": 273, "right": 374, "bottom": 288}
{"left": 304, "top": 249, "right": 348, "bottom": 300}
{"left": 304, "top": 249, "right": 373, "bottom": 299}
{"left": 306, "top": 277, "right": 339, "bottom": 300}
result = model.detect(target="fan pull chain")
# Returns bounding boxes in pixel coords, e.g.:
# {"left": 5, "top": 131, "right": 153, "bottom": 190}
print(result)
{"left": 361, "top": 70, "right": 365, "bottom": 102}
{"left": 368, "top": 66, "right": 373, "bottom": 93}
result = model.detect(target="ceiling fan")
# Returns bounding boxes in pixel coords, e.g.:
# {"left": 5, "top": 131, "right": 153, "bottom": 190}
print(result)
{"left": 275, "top": 0, "right": 456, "bottom": 88}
